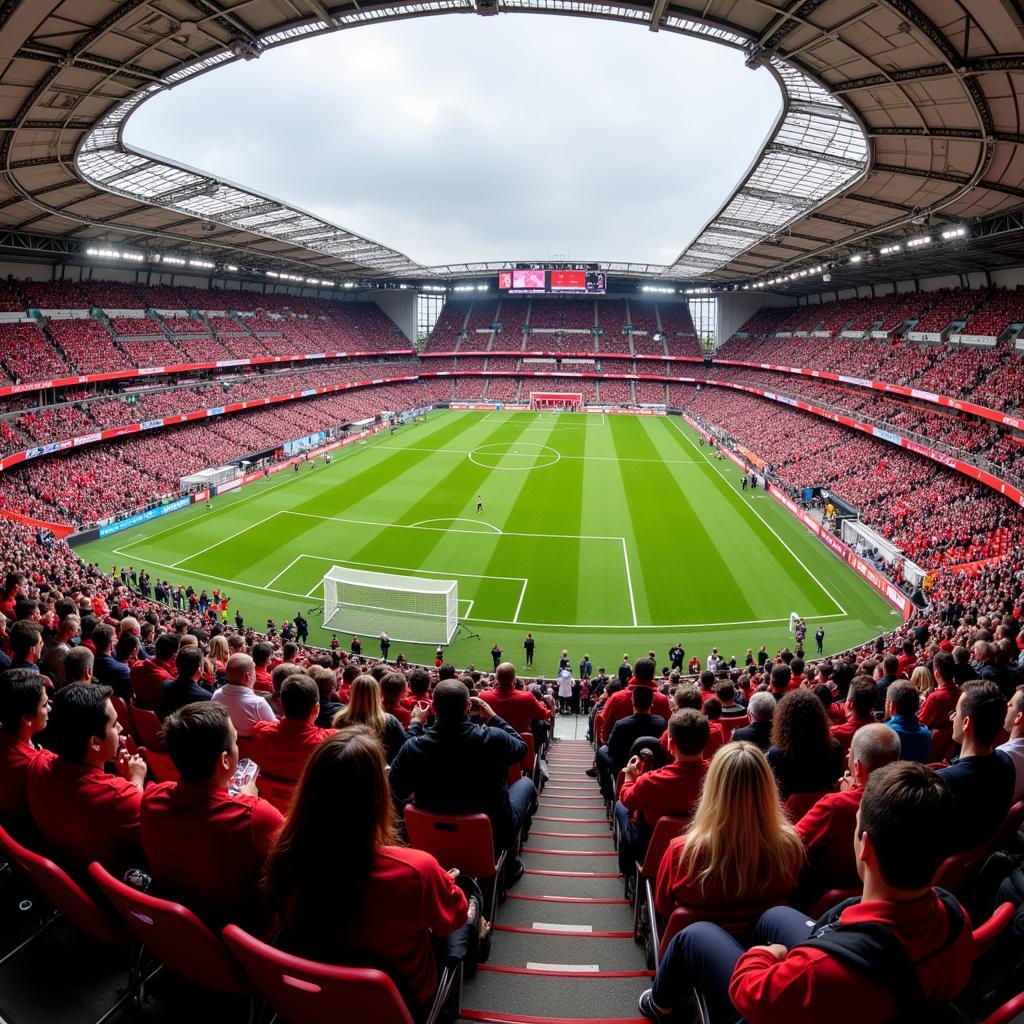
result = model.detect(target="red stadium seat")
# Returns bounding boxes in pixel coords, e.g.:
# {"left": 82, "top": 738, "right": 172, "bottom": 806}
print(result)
{"left": 972, "top": 902, "right": 1016, "bottom": 957}
{"left": 222, "top": 923, "right": 460, "bottom": 1024}
{"left": 785, "top": 789, "right": 833, "bottom": 822}
{"left": 982, "top": 989, "right": 1024, "bottom": 1024}
{"left": 632, "top": 814, "right": 691, "bottom": 967}
{"left": 130, "top": 704, "right": 165, "bottom": 750}
{"left": 87, "top": 862, "right": 251, "bottom": 994}
{"left": 138, "top": 746, "right": 180, "bottom": 783}
{"left": 717, "top": 715, "right": 749, "bottom": 741}
{"left": 809, "top": 887, "right": 861, "bottom": 919}
{"left": 658, "top": 900, "right": 785, "bottom": 960}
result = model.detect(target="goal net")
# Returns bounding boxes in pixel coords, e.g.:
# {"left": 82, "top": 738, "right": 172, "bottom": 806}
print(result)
{"left": 321, "top": 566, "right": 459, "bottom": 646}
{"left": 530, "top": 391, "right": 582, "bottom": 411}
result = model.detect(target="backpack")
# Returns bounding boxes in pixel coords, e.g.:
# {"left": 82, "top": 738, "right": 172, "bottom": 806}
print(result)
{"left": 793, "top": 888, "right": 968, "bottom": 1023}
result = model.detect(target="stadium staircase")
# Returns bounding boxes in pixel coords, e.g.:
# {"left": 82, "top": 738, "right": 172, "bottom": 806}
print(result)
{"left": 459, "top": 738, "right": 648, "bottom": 1024}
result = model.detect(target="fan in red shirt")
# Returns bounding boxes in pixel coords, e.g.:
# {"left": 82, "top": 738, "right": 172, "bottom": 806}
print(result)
{"left": 251, "top": 641, "right": 274, "bottom": 695}
{"left": 247, "top": 674, "right": 335, "bottom": 783}
{"left": 895, "top": 638, "right": 918, "bottom": 679}
{"left": 265, "top": 728, "right": 481, "bottom": 1012}
{"left": 660, "top": 685, "right": 725, "bottom": 761}
{"left": 0, "top": 668, "right": 54, "bottom": 840}
{"left": 478, "top": 662, "right": 551, "bottom": 734}
{"left": 793, "top": 724, "right": 901, "bottom": 909}
{"left": 616, "top": 708, "right": 709, "bottom": 874}
{"left": 141, "top": 701, "right": 283, "bottom": 934}
{"left": 829, "top": 676, "right": 877, "bottom": 755}
{"left": 919, "top": 650, "right": 961, "bottom": 757}
{"left": 130, "top": 632, "right": 179, "bottom": 710}
{"left": 639, "top": 761, "right": 975, "bottom": 1024}
{"left": 598, "top": 658, "right": 671, "bottom": 744}
{"left": 27, "top": 682, "right": 149, "bottom": 878}
{"left": 381, "top": 670, "right": 412, "bottom": 729}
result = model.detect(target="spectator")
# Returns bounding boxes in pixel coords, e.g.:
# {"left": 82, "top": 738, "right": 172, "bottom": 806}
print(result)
{"left": 41, "top": 614, "right": 79, "bottom": 685}
{"left": 937, "top": 680, "right": 1015, "bottom": 850}
{"left": 640, "top": 762, "right": 974, "bottom": 1024}
{"left": 794, "top": 724, "right": 901, "bottom": 904}
{"left": 131, "top": 632, "right": 179, "bottom": 710}
{"left": 390, "top": 679, "right": 535, "bottom": 880}
{"left": 251, "top": 642, "right": 274, "bottom": 694}
{"left": 597, "top": 658, "right": 671, "bottom": 744}
{"left": 920, "top": 650, "right": 961, "bottom": 756}
{"left": 768, "top": 663, "right": 791, "bottom": 701}
{"left": 768, "top": 689, "right": 844, "bottom": 799}
{"left": 0, "top": 668, "right": 53, "bottom": 838}
{"left": 997, "top": 687, "right": 1024, "bottom": 802}
{"left": 308, "top": 664, "right": 343, "bottom": 728}
{"left": 265, "top": 728, "right": 480, "bottom": 1011}
{"left": 158, "top": 646, "right": 211, "bottom": 720}
{"left": 92, "top": 622, "right": 130, "bottom": 698}
{"left": 63, "top": 646, "right": 94, "bottom": 687}
{"left": 7, "top": 620, "right": 42, "bottom": 675}
{"left": 211, "top": 653, "right": 276, "bottom": 738}
{"left": 380, "top": 671, "right": 412, "bottom": 729}
{"left": 248, "top": 675, "right": 334, "bottom": 783}
{"left": 478, "top": 662, "right": 551, "bottom": 734}
{"left": 653, "top": 742, "right": 803, "bottom": 923}
{"left": 874, "top": 653, "right": 903, "bottom": 712}
{"left": 27, "top": 683, "right": 147, "bottom": 877}
{"left": 883, "top": 681, "right": 932, "bottom": 763}
{"left": 730, "top": 692, "right": 774, "bottom": 751}
{"left": 602, "top": 685, "right": 668, "bottom": 786}
{"left": 141, "top": 701, "right": 283, "bottom": 932}
{"left": 332, "top": 674, "right": 407, "bottom": 764}
{"left": 616, "top": 708, "right": 709, "bottom": 873}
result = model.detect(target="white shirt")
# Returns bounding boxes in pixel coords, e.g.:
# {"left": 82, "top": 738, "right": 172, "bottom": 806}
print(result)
{"left": 997, "top": 736, "right": 1024, "bottom": 803}
{"left": 557, "top": 670, "right": 573, "bottom": 697}
{"left": 211, "top": 683, "right": 277, "bottom": 737}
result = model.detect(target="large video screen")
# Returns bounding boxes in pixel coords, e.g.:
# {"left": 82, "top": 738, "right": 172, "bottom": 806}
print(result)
{"left": 498, "top": 269, "right": 606, "bottom": 295}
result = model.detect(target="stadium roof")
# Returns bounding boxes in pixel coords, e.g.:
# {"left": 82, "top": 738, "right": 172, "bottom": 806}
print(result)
{"left": 1, "top": 1, "right": 1024, "bottom": 286}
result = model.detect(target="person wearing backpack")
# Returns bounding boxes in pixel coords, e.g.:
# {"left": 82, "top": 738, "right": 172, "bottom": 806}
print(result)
{"left": 639, "top": 761, "right": 975, "bottom": 1024}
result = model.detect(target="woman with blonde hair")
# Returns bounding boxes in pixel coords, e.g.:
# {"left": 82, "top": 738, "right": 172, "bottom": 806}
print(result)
{"left": 910, "top": 663, "right": 935, "bottom": 698}
{"left": 208, "top": 634, "right": 230, "bottom": 680}
{"left": 332, "top": 673, "right": 408, "bottom": 762}
{"left": 654, "top": 742, "right": 803, "bottom": 920}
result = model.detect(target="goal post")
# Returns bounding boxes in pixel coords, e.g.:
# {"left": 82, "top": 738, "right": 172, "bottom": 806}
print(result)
{"left": 530, "top": 391, "right": 582, "bottom": 411}
{"left": 321, "top": 566, "right": 459, "bottom": 646}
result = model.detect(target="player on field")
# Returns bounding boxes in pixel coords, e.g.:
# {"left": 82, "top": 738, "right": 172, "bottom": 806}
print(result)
{"left": 477, "top": 494, "right": 484, "bottom": 514}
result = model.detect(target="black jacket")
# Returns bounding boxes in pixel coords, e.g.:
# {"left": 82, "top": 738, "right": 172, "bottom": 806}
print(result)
{"left": 390, "top": 715, "right": 526, "bottom": 848}
{"left": 731, "top": 719, "right": 772, "bottom": 751}
{"left": 158, "top": 676, "right": 212, "bottom": 720}
{"left": 607, "top": 713, "right": 667, "bottom": 772}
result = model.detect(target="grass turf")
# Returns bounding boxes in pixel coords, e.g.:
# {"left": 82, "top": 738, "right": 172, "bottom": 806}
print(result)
{"left": 76, "top": 410, "right": 902, "bottom": 673}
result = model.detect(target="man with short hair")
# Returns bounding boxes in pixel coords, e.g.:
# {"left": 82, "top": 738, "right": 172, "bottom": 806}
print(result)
{"left": 606, "top": 685, "right": 668, "bottom": 776}
{"left": 874, "top": 653, "right": 902, "bottom": 712}
{"left": 478, "top": 662, "right": 551, "bottom": 735}
{"left": 251, "top": 642, "right": 274, "bottom": 694}
{"left": 768, "top": 663, "right": 791, "bottom": 700}
{"left": 938, "top": 680, "right": 1016, "bottom": 851}
{"left": 211, "top": 653, "right": 277, "bottom": 738}
{"left": 246, "top": 675, "right": 333, "bottom": 783}
{"left": 0, "top": 669, "right": 53, "bottom": 837}
{"left": 618, "top": 654, "right": 632, "bottom": 687}
{"left": 131, "top": 632, "right": 180, "bottom": 710}
{"left": 795, "top": 724, "right": 901, "bottom": 901}
{"left": 997, "top": 687, "right": 1024, "bottom": 803}
{"left": 62, "top": 645, "right": 94, "bottom": 687}
{"left": 7, "top": 620, "right": 42, "bottom": 675}
{"left": 616, "top": 708, "right": 709, "bottom": 872}
{"left": 27, "top": 683, "right": 148, "bottom": 876}
{"left": 884, "top": 681, "right": 932, "bottom": 763}
{"left": 92, "top": 622, "right": 131, "bottom": 698}
{"left": 731, "top": 692, "right": 775, "bottom": 751}
{"left": 141, "top": 701, "right": 283, "bottom": 932}
{"left": 308, "top": 665, "right": 343, "bottom": 728}
{"left": 830, "top": 676, "right": 878, "bottom": 755}
{"left": 159, "top": 646, "right": 211, "bottom": 720}
{"left": 41, "top": 614, "right": 79, "bottom": 686}
{"left": 390, "top": 679, "right": 535, "bottom": 879}
{"left": 597, "top": 658, "right": 672, "bottom": 745}
{"left": 640, "top": 762, "right": 975, "bottom": 1023}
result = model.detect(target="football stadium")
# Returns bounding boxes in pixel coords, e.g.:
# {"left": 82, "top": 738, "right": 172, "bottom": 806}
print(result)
{"left": 1, "top": 2, "right": 1024, "bottom": 1024}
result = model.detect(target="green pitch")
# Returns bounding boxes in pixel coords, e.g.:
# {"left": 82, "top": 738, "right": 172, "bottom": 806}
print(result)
{"left": 76, "top": 410, "right": 901, "bottom": 674}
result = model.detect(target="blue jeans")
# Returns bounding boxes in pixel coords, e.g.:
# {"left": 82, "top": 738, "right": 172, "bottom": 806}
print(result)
{"left": 614, "top": 801, "right": 651, "bottom": 875}
{"left": 651, "top": 906, "right": 816, "bottom": 1023}
{"left": 508, "top": 777, "right": 537, "bottom": 840}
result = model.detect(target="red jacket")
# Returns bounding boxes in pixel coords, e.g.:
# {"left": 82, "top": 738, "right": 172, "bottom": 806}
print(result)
{"left": 795, "top": 787, "right": 862, "bottom": 891}
{"left": 384, "top": 700, "right": 412, "bottom": 729}
{"left": 830, "top": 716, "right": 873, "bottom": 755}
{"left": 618, "top": 759, "right": 707, "bottom": 825}
{"left": 655, "top": 833, "right": 801, "bottom": 919}
{"left": 141, "top": 780, "right": 283, "bottom": 933}
{"left": 660, "top": 721, "right": 724, "bottom": 761}
{"left": 0, "top": 733, "right": 54, "bottom": 837}
{"left": 27, "top": 758, "right": 145, "bottom": 877}
{"left": 729, "top": 890, "right": 975, "bottom": 1023}
{"left": 247, "top": 719, "right": 335, "bottom": 782}
{"left": 253, "top": 666, "right": 273, "bottom": 695}
{"left": 478, "top": 687, "right": 551, "bottom": 734}
{"left": 130, "top": 656, "right": 175, "bottom": 710}
{"left": 920, "top": 684, "right": 960, "bottom": 730}
{"left": 599, "top": 682, "right": 671, "bottom": 743}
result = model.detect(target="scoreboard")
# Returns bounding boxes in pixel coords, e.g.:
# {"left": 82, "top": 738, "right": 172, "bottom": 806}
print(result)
{"left": 498, "top": 268, "right": 606, "bottom": 295}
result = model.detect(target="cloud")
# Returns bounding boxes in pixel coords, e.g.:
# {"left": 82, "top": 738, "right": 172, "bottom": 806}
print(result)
{"left": 125, "top": 16, "right": 781, "bottom": 266}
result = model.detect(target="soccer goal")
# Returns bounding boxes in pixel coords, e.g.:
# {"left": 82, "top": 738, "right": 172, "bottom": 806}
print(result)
{"left": 530, "top": 391, "right": 582, "bottom": 412}
{"left": 321, "top": 566, "right": 459, "bottom": 645}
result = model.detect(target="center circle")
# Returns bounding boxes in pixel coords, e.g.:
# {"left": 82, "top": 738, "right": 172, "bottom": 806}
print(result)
{"left": 468, "top": 442, "right": 561, "bottom": 471}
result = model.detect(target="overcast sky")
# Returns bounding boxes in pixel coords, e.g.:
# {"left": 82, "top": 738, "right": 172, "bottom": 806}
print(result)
{"left": 125, "top": 17, "right": 781, "bottom": 267}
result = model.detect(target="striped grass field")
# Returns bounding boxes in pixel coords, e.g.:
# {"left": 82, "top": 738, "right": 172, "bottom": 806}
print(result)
{"left": 76, "top": 410, "right": 901, "bottom": 672}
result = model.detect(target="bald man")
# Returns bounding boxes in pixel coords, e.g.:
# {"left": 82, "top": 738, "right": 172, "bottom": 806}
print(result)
{"left": 211, "top": 653, "right": 276, "bottom": 738}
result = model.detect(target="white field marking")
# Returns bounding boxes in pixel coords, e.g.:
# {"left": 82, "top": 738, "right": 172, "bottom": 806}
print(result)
{"left": 286, "top": 552, "right": 527, "bottom": 582}
{"left": 372, "top": 444, "right": 700, "bottom": 466}
{"left": 621, "top": 538, "right": 639, "bottom": 628}
{"left": 533, "top": 923, "right": 593, "bottom": 933}
{"left": 513, "top": 578, "right": 529, "bottom": 623}
{"left": 459, "top": 611, "right": 848, "bottom": 630}
{"left": 409, "top": 517, "right": 503, "bottom": 534}
{"left": 168, "top": 511, "right": 284, "bottom": 569}
{"left": 469, "top": 442, "right": 561, "bottom": 471}
{"left": 462, "top": 598, "right": 474, "bottom": 618}
{"left": 526, "top": 963, "right": 599, "bottom": 973}
{"left": 265, "top": 554, "right": 305, "bottom": 589}
{"left": 667, "top": 417, "right": 847, "bottom": 617}
{"left": 280, "top": 509, "right": 624, "bottom": 543}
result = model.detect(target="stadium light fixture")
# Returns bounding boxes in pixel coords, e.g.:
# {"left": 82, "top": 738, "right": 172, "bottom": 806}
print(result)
{"left": 189, "top": 259, "right": 214, "bottom": 269}
{"left": 879, "top": 244, "right": 901, "bottom": 255}
{"left": 849, "top": 254, "right": 863, "bottom": 263}
{"left": 162, "top": 256, "right": 186, "bottom": 266}
{"left": 343, "top": 282, "right": 356, "bottom": 288}
{"left": 906, "top": 235, "right": 932, "bottom": 248}
{"left": 225, "top": 264, "right": 238, "bottom": 272}
{"left": 476, "top": 284, "right": 489, "bottom": 291}
{"left": 941, "top": 227, "right": 967, "bottom": 240}
{"left": 86, "top": 247, "right": 145, "bottom": 263}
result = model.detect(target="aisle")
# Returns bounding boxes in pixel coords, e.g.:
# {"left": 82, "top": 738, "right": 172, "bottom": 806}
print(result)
{"left": 459, "top": 738, "right": 650, "bottom": 1023}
